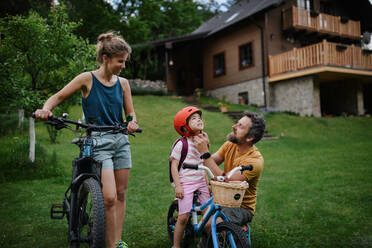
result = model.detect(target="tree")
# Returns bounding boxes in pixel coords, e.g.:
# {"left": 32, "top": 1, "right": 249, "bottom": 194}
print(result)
{"left": 0, "top": 4, "right": 96, "bottom": 142}
{"left": 117, "top": 0, "right": 216, "bottom": 43}
{"left": 61, "top": 0, "right": 124, "bottom": 43}
{"left": 115, "top": 0, "right": 219, "bottom": 80}
{"left": 0, "top": 0, "right": 53, "bottom": 18}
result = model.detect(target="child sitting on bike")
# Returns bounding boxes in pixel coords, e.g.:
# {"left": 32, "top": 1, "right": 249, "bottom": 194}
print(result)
{"left": 170, "top": 106, "right": 210, "bottom": 248}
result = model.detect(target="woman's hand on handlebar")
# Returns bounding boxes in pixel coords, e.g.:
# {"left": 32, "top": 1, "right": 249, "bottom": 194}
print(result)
{"left": 126, "top": 120, "right": 139, "bottom": 133}
{"left": 34, "top": 109, "right": 53, "bottom": 120}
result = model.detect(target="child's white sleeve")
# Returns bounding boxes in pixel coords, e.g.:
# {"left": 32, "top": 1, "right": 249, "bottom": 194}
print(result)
{"left": 169, "top": 140, "right": 183, "bottom": 161}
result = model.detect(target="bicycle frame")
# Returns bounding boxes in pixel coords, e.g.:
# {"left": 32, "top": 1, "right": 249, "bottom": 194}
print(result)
{"left": 44, "top": 114, "right": 142, "bottom": 246}
{"left": 184, "top": 164, "right": 253, "bottom": 248}
{"left": 190, "top": 195, "right": 239, "bottom": 248}
{"left": 51, "top": 129, "right": 103, "bottom": 244}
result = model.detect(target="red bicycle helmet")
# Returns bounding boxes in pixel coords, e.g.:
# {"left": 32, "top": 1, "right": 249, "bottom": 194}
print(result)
{"left": 174, "top": 106, "right": 202, "bottom": 136}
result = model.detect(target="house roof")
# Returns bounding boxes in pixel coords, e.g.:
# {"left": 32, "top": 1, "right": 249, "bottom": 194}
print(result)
{"left": 192, "top": 0, "right": 283, "bottom": 37}
{"left": 132, "top": 32, "right": 208, "bottom": 47}
{"left": 134, "top": 0, "right": 282, "bottom": 47}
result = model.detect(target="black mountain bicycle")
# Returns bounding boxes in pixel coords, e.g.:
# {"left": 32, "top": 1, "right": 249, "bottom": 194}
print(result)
{"left": 35, "top": 113, "right": 141, "bottom": 248}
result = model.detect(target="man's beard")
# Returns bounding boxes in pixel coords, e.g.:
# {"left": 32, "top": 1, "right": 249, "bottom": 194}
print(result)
{"left": 227, "top": 132, "right": 239, "bottom": 144}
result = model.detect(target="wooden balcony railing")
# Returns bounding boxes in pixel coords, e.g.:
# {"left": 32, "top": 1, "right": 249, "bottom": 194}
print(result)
{"left": 282, "top": 6, "right": 361, "bottom": 39}
{"left": 269, "top": 40, "right": 372, "bottom": 77}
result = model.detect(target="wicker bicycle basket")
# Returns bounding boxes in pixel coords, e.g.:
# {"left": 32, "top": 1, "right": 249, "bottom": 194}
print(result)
{"left": 210, "top": 180, "right": 249, "bottom": 208}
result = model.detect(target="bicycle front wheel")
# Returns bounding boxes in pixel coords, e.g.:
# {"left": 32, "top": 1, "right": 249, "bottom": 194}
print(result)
{"left": 206, "top": 222, "right": 250, "bottom": 248}
{"left": 71, "top": 178, "right": 105, "bottom": 248}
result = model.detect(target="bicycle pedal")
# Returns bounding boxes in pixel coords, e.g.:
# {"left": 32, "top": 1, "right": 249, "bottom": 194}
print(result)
{"left": 51, "top": 204, "right": 65, "bottom": 219}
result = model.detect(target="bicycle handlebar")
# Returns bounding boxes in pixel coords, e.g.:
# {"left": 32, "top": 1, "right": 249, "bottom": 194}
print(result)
{"left": 226, "top": 165, "right": 253, "bottom": 179}
{"left": 182, "top": 163, "right": 198, "bottom": 170}
{"left": 183, "top": 164, "right": 216, "bottom": 179}
{"left": 182, "top": 163, "right": 253, "bottom": 182}
{"left": 32, "top": 113, "right": 142, "bottom": 134}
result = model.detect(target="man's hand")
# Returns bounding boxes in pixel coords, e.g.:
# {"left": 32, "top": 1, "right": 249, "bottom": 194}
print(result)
{"left": 192, "top": 132, "right": 210, "bottom": 154}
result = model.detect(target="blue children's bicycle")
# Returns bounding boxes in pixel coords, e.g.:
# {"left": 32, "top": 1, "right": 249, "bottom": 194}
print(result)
{"left": 167, "top": 164, "right": 253, "bottom": 248}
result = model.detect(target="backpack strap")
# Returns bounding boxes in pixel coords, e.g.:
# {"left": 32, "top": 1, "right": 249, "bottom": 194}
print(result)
{"left": 169, "top": 137, "right": 188, "bottom": 183}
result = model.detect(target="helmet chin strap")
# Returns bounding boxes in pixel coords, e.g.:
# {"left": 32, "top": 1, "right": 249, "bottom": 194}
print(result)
{"left": 185, "top": 125, "right": 198, "bottom": 136}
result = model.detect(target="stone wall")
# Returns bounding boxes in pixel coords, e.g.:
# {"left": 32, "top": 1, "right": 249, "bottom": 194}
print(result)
{"left": 205, "top": 77, "right": 267, "bottom": 106}
{"left": 202, "top": 74, "right": 365, "bottom": 117}
{"left": 128, "top": 79, "right": 167, "bottom": 91}
{"left": 269, "top": 75, "right": 321, "bottom": 117}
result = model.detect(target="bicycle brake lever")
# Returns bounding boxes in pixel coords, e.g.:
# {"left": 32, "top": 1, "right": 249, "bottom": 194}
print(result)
{"left": 45, "top": 120, "right": 67, "bottom": 130}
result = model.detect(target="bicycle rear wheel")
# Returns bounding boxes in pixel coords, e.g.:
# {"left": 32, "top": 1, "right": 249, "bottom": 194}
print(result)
{"left": 167, "top": 200, "right": 195, "bottom": 248}
{"left": 71, "top": 178, "right": 105, "bottom": 248}
{"left": 206, "top": 222, "right": 250, "bottom": 248}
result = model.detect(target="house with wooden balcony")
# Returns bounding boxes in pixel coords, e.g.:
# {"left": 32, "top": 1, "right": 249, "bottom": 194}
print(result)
{"left": 142, "top": 0, "right": 372, "bottom": 116}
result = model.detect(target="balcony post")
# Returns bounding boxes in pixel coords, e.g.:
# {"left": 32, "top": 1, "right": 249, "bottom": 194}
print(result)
{"left": 293, "top": 48, "right": 297, "bottom": 71}
{"left": 269, "top": 55, "right": 273, "bottom": 77}
{"left": 293, "top": 5, "right": 298, "bottom": 27}
{"left": 322, "top": 39, "right": 328, "bottom": 65}
{"left": 351, "top": 44, "right": 355, "bottom": 68}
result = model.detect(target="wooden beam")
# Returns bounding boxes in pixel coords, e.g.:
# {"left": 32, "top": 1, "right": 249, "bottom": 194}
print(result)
{"left": 269, "top": 66, "right": 372, "bottom": 83}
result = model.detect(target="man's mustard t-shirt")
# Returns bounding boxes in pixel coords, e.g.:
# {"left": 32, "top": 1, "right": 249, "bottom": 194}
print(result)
{"left": 217, "top": 141, "right": 264, "bottom": 214}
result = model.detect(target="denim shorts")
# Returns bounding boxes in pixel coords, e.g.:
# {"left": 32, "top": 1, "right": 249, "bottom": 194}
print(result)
{"left": 221, "top": 207, "right": 253, "bottom": 226}
{"left": 92, "top": 132, "right": 132, "bottom": 170}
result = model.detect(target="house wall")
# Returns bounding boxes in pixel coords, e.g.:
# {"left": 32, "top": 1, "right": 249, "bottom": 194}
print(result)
{"left": 265, "top": 0, "right": 299, "bottom": 57}
{"left": 264, "top": 0, "right": 369, "bottom": 58}
{"left": 202, "top": 19, "right": 264, "bottom": 91}
{"left": 269, "top": 75, "right": 321, "bottom": 116}
{"left": 206, "top": 76, "right": 269, "bottom": 106}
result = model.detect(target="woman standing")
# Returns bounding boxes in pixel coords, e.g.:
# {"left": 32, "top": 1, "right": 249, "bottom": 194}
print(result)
{"left": 35, "top": 31, "right": 138, "bottom": 248}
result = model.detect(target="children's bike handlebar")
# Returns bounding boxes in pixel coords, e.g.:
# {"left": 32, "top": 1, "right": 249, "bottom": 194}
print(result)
{"left": 182, "top": 163, "right": 253, "bottom": 182}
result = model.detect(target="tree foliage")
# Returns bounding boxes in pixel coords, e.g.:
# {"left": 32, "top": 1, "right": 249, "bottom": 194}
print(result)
{"left": 116, "top": 0, "right": 220, "bottom": 80}
{"left": 54, "top": 0, "right": 225, "bottom": 80}
{"left": 61, "top": 0, "right": 123, "bottom": 43}
{"left": 0, "top": 0, "right": 231, "bottom": 101}
{"left": 0, "top": 0, "right": 53, "bottom": 18}
{"left": 117, "top": 0, "right": 217, "bottom": 44}
{"left": 0, "top": 4, "right": 96, "bottom": 115}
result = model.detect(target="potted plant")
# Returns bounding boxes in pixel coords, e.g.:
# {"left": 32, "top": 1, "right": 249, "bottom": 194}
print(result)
{"left": 239, "top": 96, "right": 245, "bottom": 105}
{"left": 218, "top": 95, "right": 228, "bottom": 113}
{"left": 194, "top": 88, "right": 202, "bottom": 98}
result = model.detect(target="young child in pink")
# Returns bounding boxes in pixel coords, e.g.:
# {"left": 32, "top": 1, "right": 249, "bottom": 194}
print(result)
{"left": 170, "top": 106, "right": 210, "bottom": 248}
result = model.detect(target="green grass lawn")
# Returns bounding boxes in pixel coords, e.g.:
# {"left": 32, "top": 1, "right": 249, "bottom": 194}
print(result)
{"left": 1, "top": 95, "right": 372, "bottom": 247}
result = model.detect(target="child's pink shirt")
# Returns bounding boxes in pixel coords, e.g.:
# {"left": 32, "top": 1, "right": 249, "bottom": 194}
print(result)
{"left": 170, "top": 137, "right": 206, "bottom": 183}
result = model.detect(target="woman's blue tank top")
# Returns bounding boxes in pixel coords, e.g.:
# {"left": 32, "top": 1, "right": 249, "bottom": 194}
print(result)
{"left": 82, "top": 72, "right": 124, "bottom": 126}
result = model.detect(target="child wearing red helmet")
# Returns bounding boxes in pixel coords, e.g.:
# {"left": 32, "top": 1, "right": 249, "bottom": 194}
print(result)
{"left": 170, "top": 106, "right": 210, "bottom": 248}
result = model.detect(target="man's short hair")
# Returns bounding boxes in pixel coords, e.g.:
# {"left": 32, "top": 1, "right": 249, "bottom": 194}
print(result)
{"left": 244, "top": 111, "right": 266, "bottom": 144}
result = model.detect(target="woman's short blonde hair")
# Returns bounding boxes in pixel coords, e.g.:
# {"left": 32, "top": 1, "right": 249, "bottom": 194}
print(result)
{"left": 96, "top": 31, "right": 132, "bottom": 64}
